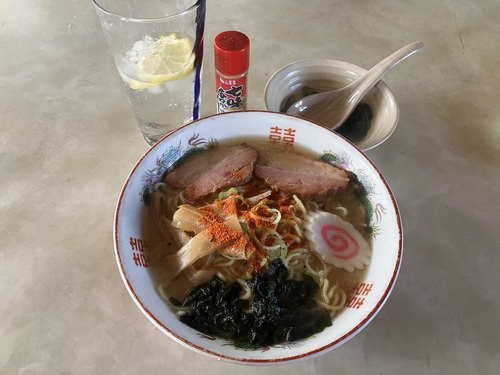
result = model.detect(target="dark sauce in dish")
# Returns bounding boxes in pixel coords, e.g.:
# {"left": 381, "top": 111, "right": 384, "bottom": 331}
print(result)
{"left": 281, "top": 87, "right": 373, "bottom": 143}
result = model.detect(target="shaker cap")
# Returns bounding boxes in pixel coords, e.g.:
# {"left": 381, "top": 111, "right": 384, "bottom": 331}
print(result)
{"left": 214, "top": 31, "right": 250, "bottom": 76}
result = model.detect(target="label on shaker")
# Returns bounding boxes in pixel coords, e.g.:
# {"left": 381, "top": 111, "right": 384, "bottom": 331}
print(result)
{"left": 216, "top": 75, "right": 247, "bottom": 113}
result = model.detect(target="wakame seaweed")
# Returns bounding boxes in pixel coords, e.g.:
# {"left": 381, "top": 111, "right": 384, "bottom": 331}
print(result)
{"left": 175, "top": 259, "right": 332, "bottom": 348}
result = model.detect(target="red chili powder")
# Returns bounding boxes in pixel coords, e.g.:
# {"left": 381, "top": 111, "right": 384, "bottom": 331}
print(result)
{"left": 216, "top": 195, "right": 239, "bottom": 217}
{"left": 198, "top": 205, "right": 251, "bottom": 259}
{"left": 229, "top": 170, "right": 244, "bottom": 183}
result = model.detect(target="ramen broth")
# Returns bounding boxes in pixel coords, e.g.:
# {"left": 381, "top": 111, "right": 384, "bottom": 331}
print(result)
{"left": 147, "top": 141, "right": 371, "bottom": 341}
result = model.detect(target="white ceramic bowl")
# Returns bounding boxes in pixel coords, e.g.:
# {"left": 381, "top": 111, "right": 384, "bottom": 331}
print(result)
{"left": 265, "top": 59, "right": 399, "bottom": 151}
{"left": 114, "top": 111, "right": 403, "bottom": 365}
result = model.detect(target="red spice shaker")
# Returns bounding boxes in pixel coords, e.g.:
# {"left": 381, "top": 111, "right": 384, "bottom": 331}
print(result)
{"left": 214, "top": 30, "right": 250, "bottom": 113}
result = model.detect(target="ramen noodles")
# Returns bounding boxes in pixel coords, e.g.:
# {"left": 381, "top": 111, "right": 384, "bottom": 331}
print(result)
{"left": 148, "top": 143, "right": 371, "bottom": 348}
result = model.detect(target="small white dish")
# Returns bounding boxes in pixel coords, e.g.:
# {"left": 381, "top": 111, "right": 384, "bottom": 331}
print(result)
{"left": 265, "top": 59, "right": 399, "bottom": 151}
{"left": 114, "top": 111, "right": 403, "bottom": 365}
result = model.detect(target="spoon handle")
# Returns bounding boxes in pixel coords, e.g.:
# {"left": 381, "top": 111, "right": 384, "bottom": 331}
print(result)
{"left": 349, "top": 41, "right": 424, "bottom": 103}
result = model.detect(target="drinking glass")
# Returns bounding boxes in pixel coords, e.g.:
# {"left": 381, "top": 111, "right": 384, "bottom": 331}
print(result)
{"left": 93, "top": 0, "right": 206, "bottom": 145}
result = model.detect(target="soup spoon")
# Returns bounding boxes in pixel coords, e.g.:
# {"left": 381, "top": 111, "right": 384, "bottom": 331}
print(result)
{"left": 286, "top": 41, "right": 424, "bottom": 130}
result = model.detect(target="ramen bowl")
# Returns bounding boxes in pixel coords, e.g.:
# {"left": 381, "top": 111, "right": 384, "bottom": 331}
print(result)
{"left": 114, "top": 111, "right": 403, "bottom": 365}
{"left": 264, "top": 59, "right": 399, "bottom": 151}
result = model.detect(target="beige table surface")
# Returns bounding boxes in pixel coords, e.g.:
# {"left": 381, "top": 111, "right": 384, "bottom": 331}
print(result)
{"left": 2, "top": 0, "right": 499, "bottom": 374}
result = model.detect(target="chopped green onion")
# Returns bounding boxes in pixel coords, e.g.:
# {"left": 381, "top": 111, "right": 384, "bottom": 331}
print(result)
{"left": 218, "top": 187, "right": 239, "bottom": 201}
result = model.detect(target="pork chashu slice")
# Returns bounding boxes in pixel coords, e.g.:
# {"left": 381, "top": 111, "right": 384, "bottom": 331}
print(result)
{"left": 164, "top": 144, "right": 258, "bottom": 203}
{"left": 254, "top": 152, "right": 350, "bottom": 201}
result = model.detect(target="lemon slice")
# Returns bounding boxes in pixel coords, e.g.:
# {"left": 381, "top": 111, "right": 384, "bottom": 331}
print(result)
{"left": 130, "top": 34, "right": 195, "bottom": 90}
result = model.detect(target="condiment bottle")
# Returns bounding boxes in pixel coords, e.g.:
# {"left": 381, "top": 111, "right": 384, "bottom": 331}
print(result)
{"left": 214, "top": 31, "right": 250, "bottom": 113}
